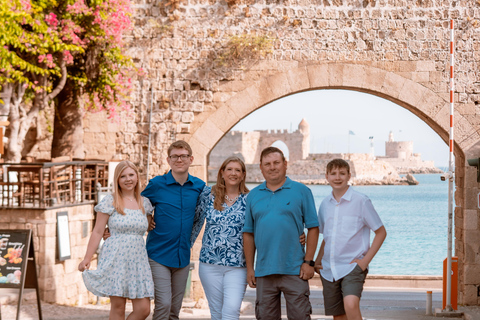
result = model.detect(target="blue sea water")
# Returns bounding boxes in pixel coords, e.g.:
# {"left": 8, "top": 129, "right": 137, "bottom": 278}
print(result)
{"left": 248, "top": 174, "right": 450, "bottom": 275}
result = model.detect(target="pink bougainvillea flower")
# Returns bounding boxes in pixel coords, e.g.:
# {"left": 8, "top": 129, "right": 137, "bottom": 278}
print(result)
{"left": 45, "top": 13, "right": 58, "bottom": 27}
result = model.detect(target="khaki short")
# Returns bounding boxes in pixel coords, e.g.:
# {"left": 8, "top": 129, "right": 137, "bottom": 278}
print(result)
{"left": 255, "top": 274, "right": 312, "bottom": 320}
{"left": 320, "top": 264, "right": 368, "bottom": 316}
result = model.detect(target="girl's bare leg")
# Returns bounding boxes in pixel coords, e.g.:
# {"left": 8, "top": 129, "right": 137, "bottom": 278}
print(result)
{"left": 127, "top": 297, "right": 151, "bottom": 320}
{"left": 110, "top": 296, "right": 127, "bottom": 320}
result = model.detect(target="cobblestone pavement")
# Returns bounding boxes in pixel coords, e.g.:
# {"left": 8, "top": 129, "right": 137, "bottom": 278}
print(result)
{"left": 1, "top": 287, "right": 479, "bottom": 320}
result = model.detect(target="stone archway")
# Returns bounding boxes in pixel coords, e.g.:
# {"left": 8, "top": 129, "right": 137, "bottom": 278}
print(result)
{"left": 186, "top": 62, "right": 479, "bottom": 305}
{"left": 188, "top": 63, "right": 476, "bottom": 173}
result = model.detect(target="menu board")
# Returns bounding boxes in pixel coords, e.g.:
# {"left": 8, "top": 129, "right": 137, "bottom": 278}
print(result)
{"left": 0, "top": 230, "right": 29, "bottom": 288}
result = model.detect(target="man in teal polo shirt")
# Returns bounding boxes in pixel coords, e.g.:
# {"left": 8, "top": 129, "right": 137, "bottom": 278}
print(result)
{"left": 243, "top": 146, "right": 319, "bottom": 320}
{"left": 142, "top": 140, "right": 207, "bottom": 320}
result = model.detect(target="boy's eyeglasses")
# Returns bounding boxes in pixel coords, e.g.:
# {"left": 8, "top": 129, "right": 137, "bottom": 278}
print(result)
{"left": 169, "top": 154, "right": 191, "bottom": 161}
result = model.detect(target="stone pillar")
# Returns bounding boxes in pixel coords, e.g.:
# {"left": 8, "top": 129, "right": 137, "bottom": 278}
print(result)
{"left": 459, "top": 161, "right": 480, "bottom": 305}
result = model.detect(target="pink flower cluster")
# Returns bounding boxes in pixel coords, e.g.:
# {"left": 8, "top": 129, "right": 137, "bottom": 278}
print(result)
{"left": 20, "top": 0, "right": 31, "bottom": 11}
{"left": 63, "top": 51, "right": 74, "bottom": 64}
{"left": 91, "top": 0, "right": 132, "bottom": 45}
{"left": 38, "top": 54, "right": 55, "bottom": 68}
{"left": 84, "top": 70, "right": 133, "bottom": 121}
{"left": 10, "top": 0, "right": 136, "bottom": 121}
{"left": 45, "top": 13, "right": 58, "bottom": 27}
{"left": 66, "top": 0, "right": 91, "bottom": 15}
{"left": 60, "top": 19, "right": 85, "bottom": 46}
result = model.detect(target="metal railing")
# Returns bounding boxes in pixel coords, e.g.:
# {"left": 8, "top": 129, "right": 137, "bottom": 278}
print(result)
{"left": 0, "top": 161, "right": 109, "bottom": 208}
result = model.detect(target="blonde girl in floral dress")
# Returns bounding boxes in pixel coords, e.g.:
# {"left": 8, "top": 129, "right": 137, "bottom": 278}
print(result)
{"left": 78, "top": 160, "right": 154, "bottom": 320}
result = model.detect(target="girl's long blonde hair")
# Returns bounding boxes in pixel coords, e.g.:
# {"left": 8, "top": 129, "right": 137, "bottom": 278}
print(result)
{"left": 212, "top": 156, "right": 249, "bottom": 211}
{"left": 113, "top": 160, "right": 145, "bottom": 215}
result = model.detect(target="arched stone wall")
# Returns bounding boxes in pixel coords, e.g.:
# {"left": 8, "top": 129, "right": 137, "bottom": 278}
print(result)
{"left": 90, "top": 0, "right": 480, "bottom": 305}
{"left": 185, "top": 63, "right": 478, "bottom": 305}
{"left": 187, "top": 63, "right": 474, "bottom": 173}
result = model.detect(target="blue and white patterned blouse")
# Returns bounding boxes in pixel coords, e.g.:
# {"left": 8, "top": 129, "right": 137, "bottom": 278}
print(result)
{"left": 192, "top": 186, "right": 247, "bottom": 268}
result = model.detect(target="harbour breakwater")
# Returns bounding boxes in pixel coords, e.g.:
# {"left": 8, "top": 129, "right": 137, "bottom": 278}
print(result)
{"left": 209, "top": 154, "right": 427, "bottom": 185}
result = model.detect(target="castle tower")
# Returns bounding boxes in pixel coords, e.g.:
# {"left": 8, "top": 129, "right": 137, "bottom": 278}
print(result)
{"left": 385, "top": 131, "right": 413, "bottom": 159}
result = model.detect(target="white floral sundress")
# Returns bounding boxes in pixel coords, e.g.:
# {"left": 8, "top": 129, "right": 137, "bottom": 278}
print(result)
{"left": 82, "top": 194, "right": 155, "bottom": 299}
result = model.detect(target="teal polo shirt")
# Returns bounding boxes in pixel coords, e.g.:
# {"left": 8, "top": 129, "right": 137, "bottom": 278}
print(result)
{"left": 142, "top": 171, "right": 205, "bottom": 268}
{"left": 243, "top": 177, "right": 319, "bottom": 277}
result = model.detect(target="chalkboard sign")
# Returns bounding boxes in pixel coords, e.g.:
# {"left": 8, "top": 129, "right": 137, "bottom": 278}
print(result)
{"left": 0, "top": 229, "right": 42, "bottom": 320}
{"left": 0, "top": 230, "right": 29, "bottom": 288}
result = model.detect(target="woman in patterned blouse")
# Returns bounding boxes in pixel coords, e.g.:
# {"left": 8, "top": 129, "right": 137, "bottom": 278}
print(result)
{"left": 192, "top": 157, "right": 306, "bottom": 320}
{"left": 194, "top": 156, "right": 249, "bottom": 320}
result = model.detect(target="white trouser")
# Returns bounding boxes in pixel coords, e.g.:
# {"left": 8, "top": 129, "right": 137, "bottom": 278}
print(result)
{"left": 199, "top": 262, "right": 247, "bottom": 320}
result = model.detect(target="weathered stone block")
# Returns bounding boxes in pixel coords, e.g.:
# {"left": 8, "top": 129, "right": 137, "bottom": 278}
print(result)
{"left": 266, "top": 72, "right": 291, "bottom": 98}
{"left": 328, "top": 64, "right": 344, "bottom": 87}
{"left": 181, "top": 112, "right": 194, "bottom": 123}
{"left": 192, "top": 119, "right": 224, "bottom": 154}
{"left": 465, "top": 187, "right": 479, "bottom": 210}
{"left": 380, "top": 72, "right": 407, "bottom": 99}
{"left": 342, "top": 64, "right": 366, "bottom": 88}
{"left": 306, "top": 64, "right": 329, "bottom": 88}
{"left": 464, "top": 285, "right": 480, "bottom": 305}
{"left": 0, "top": 214, "right": 11, "bottom": 223}
{"left": 37, "top": 223, "right": 57, "bottom": 237}
{"left": 464, "top": 210, "right": 479, "bottom": 231}
{"left": 399, "top": 79, "right": 430, "bottom": 108}
{"left": 207, "top": 106, "right": 238, "bottom": 133}
{"left": 416, "top": 61, "right": 436, "bottom": 72}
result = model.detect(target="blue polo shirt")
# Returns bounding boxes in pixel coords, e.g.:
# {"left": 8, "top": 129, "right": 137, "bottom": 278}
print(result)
{"left": 142, "top": 171, "right": 205, "bottom": 268}
{"left": 243, "top": 177, "right": 318, "bottom": 277}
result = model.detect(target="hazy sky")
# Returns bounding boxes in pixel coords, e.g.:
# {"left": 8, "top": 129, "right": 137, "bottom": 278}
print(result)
{"left": 231, "top": 89, "right": 450, "bottom": 168}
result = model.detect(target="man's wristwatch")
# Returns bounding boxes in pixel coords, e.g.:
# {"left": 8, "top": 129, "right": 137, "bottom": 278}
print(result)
{"left": 303, "top": 260, "right": 315, "bottom": 267}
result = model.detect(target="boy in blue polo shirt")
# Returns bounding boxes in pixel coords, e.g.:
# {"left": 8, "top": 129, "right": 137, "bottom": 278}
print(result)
{"left": 315, "top": 159, "right": 387, "bottom": 320}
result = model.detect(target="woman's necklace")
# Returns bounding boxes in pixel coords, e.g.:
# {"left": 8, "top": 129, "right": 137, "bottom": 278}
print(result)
{"left": 225, "top": 194, "right": 239, "bottom": 204}
{"left": 125, "top": 197, "right": 135, "bottom": 202}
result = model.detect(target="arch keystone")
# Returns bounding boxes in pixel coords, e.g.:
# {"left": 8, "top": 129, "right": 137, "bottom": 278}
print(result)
{"left": 286, "top": 66, "right": 310, "bottom": 93}
{"left": 363, "top": 67, "right": 387, "bottom": 93}
{"left": 307, "top": 64, "right": 329, "bottom": 88}
{"left": 342, "top": 64, "right": 366, "bottom": 88}
{"left": 328, "top": 64, "right": 345, "bottom": 87}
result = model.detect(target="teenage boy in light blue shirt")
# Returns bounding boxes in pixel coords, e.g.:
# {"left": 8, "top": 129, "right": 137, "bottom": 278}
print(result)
{"left": 315, "top": 159, "right": 387, "bottom": 320}
{"left": 244, "top": 147, "right": 319, "bottom": 320}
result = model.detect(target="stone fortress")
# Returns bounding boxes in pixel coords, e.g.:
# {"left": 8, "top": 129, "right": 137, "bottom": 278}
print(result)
{"left": 208, "top": 119, "right": 442, "bottom": 184}
{"left": 378, "top": 131, "right": 442, "bottom": 174}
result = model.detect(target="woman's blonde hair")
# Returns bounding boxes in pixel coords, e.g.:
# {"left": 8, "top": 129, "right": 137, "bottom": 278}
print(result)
{"left": 212, "top": 156, "right": 249, "bottom": 211}
{"left": 113, "top": 160, "right": 145, "bottom": 215}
